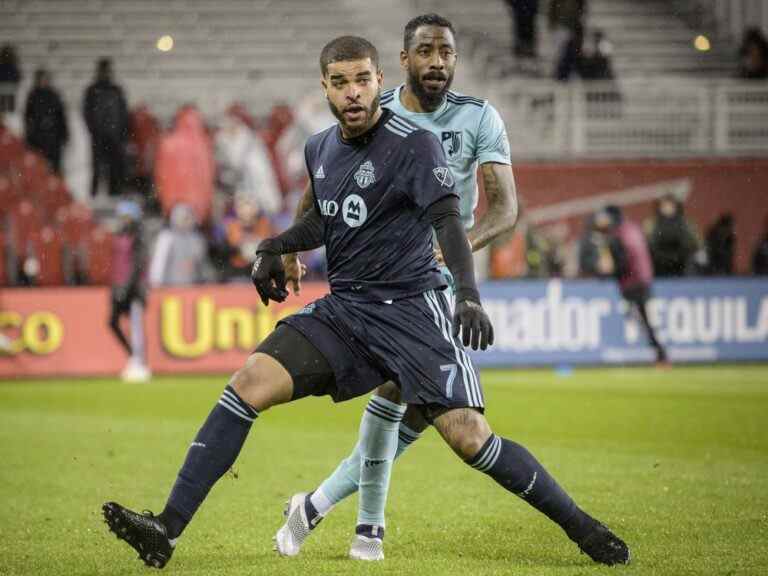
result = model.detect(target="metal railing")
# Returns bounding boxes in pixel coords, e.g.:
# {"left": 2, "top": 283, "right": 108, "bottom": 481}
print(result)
{"left": 489, "top": 78, "right": 768, "bottom": 159}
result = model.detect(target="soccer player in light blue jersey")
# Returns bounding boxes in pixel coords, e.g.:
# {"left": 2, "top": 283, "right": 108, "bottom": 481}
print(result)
{"left": 277, "top": 14, "right": 628, "bottom": 566}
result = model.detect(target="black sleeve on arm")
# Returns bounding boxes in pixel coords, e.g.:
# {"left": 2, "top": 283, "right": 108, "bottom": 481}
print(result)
{"left": 427, "top": 195, "right": 481, "bottom": 303}
{"left": 258, "top": 204, "right": 325, "bottom": 255}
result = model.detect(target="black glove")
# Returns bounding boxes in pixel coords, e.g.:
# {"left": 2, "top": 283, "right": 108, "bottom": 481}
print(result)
{"left": 453, "top": 299, "right": 494, "bottom": 351}
{"left": 251, "top": 244, "right": 289, "bottom": 306}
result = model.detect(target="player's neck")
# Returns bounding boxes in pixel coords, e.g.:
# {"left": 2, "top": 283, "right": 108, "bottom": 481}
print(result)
{"left": 399, "top": 85, "right": 443, "bottom": 113}
{"left": 339, "top": 107, "right": 384, "bottom": 140}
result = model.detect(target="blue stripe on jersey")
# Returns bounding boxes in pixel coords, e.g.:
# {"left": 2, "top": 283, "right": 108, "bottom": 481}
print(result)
{"left": 446, "top": 96, "right": 484, "bottom": 108}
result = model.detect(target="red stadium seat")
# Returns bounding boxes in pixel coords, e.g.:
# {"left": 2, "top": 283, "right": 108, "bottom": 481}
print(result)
{"left": 33, "top": 226, "right": 65, "bottom": 286}
{"left": 0, "top": 128, "right": 25, "bottom": 173}
{"left": 41, "top": 175, "right": 72, "bottom": 221}
{"left": 84, "top": 226, "right": 113, "bottom": 285}
{"left": 0, "top": 175, "right": 21, "bottom": 215}
{"left": 58, "top": 203, "right": 95, "bottom": 248}
{"left": 8, "top": 200, "right": 43, "bottom": 259}
{"left": 0, "top": 230, "right": 6, "bottom": 286}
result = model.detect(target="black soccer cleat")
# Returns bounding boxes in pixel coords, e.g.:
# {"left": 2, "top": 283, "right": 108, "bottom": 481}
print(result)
{"left": 577, "top": 521, "right": 631, "bottom": 566}
{"left": 102, "top": 501, "right": 174, "bottom": 569}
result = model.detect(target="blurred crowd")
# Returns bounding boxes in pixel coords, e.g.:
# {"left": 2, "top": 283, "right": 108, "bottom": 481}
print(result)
{"left": 2, "top": 46, "right": 768, "bottom": 292}
{"left": 1, "top": 53, "right": 334, "bottom": 289}
{"left": 490, "top": 193, "right": 768, "bottom": 279}
{"left": 503, "top": 1, "right": 768, "bottom": 82}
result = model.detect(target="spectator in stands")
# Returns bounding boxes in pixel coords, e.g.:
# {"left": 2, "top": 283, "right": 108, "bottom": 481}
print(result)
{"left": 83, "top": 58, "right": 129, "bottom": 198}
{"left": 737, "top": 27, "right": 768, "bottom": 80}
{"left": 216, "top": 107, "right": 281, "bottom": 216}
{"left": 149, "top": 203, "right": 211, "bottom": 286}
{"left": 549, "top": 0, "right": 586, "bottom": 80}
{"left": 579, "top": 212, "right": 613, "bottom": 277}
{"left": 216, "top": 192, "right": 272, "bottom": 282}
{"left": 0, "top": 43, "right": 21, "bottom": 114}
{"left": 504, "top": 0, "right": 540, "bottom": 62}
{"left": 705, "top": 213, "right": 735, "bottom": 275}
{"left": 109, "top": 200, "right": 150, "bottom": 382}
{"left": 154, "top": 105, "right": 214, "bottom": 224}
{"left": 751, "top": 215, "right": 768, "bottom": 275}
{"left": 577, "top": 29, "right": 614, "bottom": 80}
{"left": 646, "top": 194, "right": 699, "bottom": 277}
{"left": 24, "top": 69, "right": 69, "bottom": 174}
{"left": 597, "top": 206, "right": 668, "bottom": 365}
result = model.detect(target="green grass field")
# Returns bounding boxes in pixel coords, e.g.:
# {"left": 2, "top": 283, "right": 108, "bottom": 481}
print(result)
{"left": 1, "top": 366, "right": 767, "bottom": 575}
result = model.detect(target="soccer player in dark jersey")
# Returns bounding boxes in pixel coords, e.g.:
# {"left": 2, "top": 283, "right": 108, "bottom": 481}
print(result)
{"left": 101, "top": 36, "right": 629, "bottom": 569}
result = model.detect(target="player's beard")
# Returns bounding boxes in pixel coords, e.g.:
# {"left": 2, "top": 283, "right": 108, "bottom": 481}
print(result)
{"left": 408, "top": 66, "right": 454, "bottom": 111}
{"left": 328, "top": 90, "right": 382, "bottom": 138}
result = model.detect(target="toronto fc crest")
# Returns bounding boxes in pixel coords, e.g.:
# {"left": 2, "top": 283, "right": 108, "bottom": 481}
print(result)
{"left": 354, "top": 160, "right": 376, "bottom": 189}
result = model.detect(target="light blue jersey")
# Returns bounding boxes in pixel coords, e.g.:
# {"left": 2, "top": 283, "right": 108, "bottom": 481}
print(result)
{"left": 381, "top": 84, "right": 511, "bottom": 229}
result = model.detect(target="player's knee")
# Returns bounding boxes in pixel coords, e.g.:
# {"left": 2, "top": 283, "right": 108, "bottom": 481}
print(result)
{"left": 374, "top": 380, "right": 401, "bottom": 403}
{"left": 230, "top": 353, "right": 292, "bottom": 411}
{"left": 436, "top": 409, "right": 492, "bottom": 461}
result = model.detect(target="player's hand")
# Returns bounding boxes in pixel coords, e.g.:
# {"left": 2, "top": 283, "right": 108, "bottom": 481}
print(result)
{"left": 453, "top": 299, "right": 494, "bottom": 351}
{"left": 283, "top": 253, "right": 307, "bottom": 295}
{"left": 251, "top": 249, "right": 289, "bottom": 306}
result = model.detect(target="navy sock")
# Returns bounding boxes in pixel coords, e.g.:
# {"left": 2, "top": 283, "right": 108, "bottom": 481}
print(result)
{"left": 160, "top": 385, "right": 258, "bottom": 539}
{"left": 469, "top": 435, "right": 591, "bottom": 542}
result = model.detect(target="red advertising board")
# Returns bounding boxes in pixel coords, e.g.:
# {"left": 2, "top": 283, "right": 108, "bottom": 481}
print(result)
{"left": 0, "top": 284, "right": 327, "bottom": 378}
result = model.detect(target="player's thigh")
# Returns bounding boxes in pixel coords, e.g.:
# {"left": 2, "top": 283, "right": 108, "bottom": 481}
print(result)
{"left": 232, "top": 324, "right": 334, "bottom": 411}
{"left": 432, "top": 407, "right": 492, "bottom": 461}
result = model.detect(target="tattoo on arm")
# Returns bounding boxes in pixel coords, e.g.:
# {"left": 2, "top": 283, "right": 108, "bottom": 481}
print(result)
{"left": 295, "top": 182, "right": 314, "bottom": 221}
{"left": 466, "top": 163, "right": 519, "bottom": 252}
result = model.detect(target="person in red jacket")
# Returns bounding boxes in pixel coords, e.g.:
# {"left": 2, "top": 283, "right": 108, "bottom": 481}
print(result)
{"left": 597, "top": 205, "right": 668, "bottom": 365}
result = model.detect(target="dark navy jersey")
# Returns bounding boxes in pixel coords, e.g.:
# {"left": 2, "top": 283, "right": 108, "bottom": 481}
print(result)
{"left": 305, "top": 108, "right": 458, "bottom": 302}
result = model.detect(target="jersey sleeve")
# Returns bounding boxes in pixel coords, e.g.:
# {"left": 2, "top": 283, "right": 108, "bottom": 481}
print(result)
{"left": 401, "top": 130, "right": 459, "bottom": 210}
{"left": 476, "top": 103, "right": 512, "bottom": 165}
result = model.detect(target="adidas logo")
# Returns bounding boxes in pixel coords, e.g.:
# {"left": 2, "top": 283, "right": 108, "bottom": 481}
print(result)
{"left": 315, "top": 165, "right": 325, "bottom": 179}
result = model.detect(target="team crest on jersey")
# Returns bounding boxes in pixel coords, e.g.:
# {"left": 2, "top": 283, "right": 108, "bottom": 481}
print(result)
{"left": 342, "top": 194, "right": 367, "bottom": 228}
{"left": 433, "top": 166, "right": 455, "bottom": 188}
{"left": 354, "top": 160, "right": 376, "bottom": 189}
{"left": 441, "top": 131, "right": 463, "bottom": 159}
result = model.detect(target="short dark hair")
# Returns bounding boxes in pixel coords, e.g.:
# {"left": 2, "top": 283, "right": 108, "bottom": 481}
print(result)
{"left": 403, "top": 13, "right": 456, "bottom": 50}
{"left": 320, "top": 36, "right": 379, "bottom": 76}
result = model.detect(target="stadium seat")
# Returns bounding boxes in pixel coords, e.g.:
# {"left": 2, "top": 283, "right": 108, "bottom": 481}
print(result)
{"left": 0, "top": 230, "right": 6, "bottom": 286}
{"left": 8, "top": 200, "right": 43, "bottom": 259}
{"left": 84, "top": 226, "right": 113, "bottom": 286}
{"left": 33, "top": 226, "right": 65, "bottom": 286}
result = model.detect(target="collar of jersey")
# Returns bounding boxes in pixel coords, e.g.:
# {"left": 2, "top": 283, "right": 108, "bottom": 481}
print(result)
{"left": 336, "top": 108, "right": 392, "bottom": 147}
{"left": 392, "top": 84, "right": 449, "bottom": 117}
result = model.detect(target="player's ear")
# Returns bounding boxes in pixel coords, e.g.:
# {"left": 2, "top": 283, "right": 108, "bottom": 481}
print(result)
{"left": 399, "top": 49, "right": 408, "bottom": 71}
{"left": 320, "top": 77, "right": 328, "bottom": 98}
{"left": 377, "top": 68, "right": 383, "bottom": 87}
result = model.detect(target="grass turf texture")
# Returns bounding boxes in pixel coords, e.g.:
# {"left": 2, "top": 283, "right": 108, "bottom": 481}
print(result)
{"left": 1, "top": 366, "right": 767, "bottom": 575}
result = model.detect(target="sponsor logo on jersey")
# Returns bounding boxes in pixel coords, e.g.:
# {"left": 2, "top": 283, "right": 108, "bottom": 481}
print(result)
{"left": 354, "top": 160, "right": 376, "bottom": 189}
{"left": 342, "top": 194, "right": 367, "bottom": 227}
{"left": 433, "top": 166, "right": 455, "bottom": 188}
{"left": 319, "top": 199, "right": 338, "bottom": 217}
{"left": 314, "top": 164, "right": 325, "bottom": 179}
{"left": 441, "top": 130, "right": 463, "bottom": 159}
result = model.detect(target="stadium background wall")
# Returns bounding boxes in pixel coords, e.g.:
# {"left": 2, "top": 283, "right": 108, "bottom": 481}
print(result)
{"left": 1, "top": 279, "right": 766, "bottom": 378}
{"left": 488, "top": 159, "right": 768, "bottom": 274}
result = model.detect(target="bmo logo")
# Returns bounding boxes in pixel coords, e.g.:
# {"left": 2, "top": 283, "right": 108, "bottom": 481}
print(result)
{"left": 342, "top": 194, "right": 367, "bottom": 228}
{"left": 319, "top": 199, "right": 338, "bottom": 217}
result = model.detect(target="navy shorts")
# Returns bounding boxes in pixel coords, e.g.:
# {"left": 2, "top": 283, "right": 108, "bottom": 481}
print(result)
{"left": 279, "top": 289, "right": 483, "bottom": 408}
